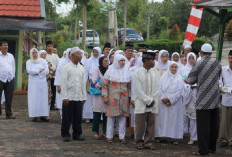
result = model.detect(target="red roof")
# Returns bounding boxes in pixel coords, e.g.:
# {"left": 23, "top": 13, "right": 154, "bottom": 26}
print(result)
{"left": 0, "top": 0, "right": 42, "bottom": 18}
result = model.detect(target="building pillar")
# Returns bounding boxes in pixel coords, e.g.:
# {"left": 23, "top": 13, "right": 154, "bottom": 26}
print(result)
{"left": 16, "top": 30, "right": 24, "bottom": 90}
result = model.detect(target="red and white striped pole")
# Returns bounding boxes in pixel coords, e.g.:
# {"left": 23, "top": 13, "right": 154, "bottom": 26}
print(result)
{"left": 183, "top": 0, "right": 203, "bottom": 46}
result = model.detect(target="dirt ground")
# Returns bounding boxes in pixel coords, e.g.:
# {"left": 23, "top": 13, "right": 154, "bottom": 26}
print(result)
{"left": 0, "top": 95, "right": 231, "bottom": 157}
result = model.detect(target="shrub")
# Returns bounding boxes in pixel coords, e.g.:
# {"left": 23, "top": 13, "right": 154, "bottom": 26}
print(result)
{"left": 169, "top": 24, "right": 182, "bottom": 41}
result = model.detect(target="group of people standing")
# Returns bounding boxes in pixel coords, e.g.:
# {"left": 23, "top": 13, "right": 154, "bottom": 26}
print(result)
{"left": 1, "top": 39, "right": 232, "bottom": 156}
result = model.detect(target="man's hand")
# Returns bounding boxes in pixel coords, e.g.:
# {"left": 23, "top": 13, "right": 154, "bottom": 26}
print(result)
{"left": 57, "top": 86, "right": 61, "bottom": 93}
{"left": 147, "top": 100, "right": 155, "bottom": 108}
{"left": 184, "top": 78, "right": 188, "bottom": 84}
{"left": 104, "top": 96, "right": 108, "bottom": 105}
{"left": 39, "top": 69, "right": 44, "bottom": 73}
{"left": 131, "top": 101, "right": 135, "bottom": 108}
{"left": 63, "top": 99, "right": 69, "bottom": 105}
{"left": 82, "top": 100, "right": 86, "bottom": 104}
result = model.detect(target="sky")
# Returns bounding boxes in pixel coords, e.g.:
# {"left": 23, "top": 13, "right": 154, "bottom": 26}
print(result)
{"left": 52, "top": 0, "right": 164, "bottom": 16}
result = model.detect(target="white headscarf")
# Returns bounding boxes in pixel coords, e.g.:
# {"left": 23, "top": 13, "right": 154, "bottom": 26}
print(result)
{"left": 38, "top": 50, "right": 47, "bottom": 56}
{"left": 160, "top": 61, "right": 183, "bottom": 94}
{"left": 171, "top": 52, "right": 181, "bottom": 64}
{"left": 80, "top": 49, "right": 87, "bottom": 66}
{"left": 30, "top": 48, "right": 42, "bottom": 64}
{"left": 156, "top": 49, "right": 170, "bottom": 70}
{"left": 86, "top": 47, "right": 102, "bottom": 77}
{"left": 114, "top": 50, "right": 124, "bottom": 56}
{"left": 181, "top": 52, "right": 196, "bottom": 77}
{"left": 104, "top": 54, "right": 130, "bottom": 83}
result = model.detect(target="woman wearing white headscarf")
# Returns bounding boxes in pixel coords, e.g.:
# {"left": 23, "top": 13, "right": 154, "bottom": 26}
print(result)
{"left": 80, "top": 49, "right": 87, "bottom": 66}
{"left": 155, "top": 50, "right": 170, "bottom": 76}
{"left": 83, "top": 47, "right": 102, "bottom": 122}
{"left": 180, "top": 52, "right": 197, "bottom": 145}
{"left": 54, "top": 48, "right": 71, "bottom": 119}
{"left": 171, "top": 52, "right": 183, "bottom": 73}
{"left": 156, "top": 61, "right": 184, "bottom": 144}
{"left": 102, "top": 54, "right": 131, "bottom": 143}
{"left": 26, "top": 48, "right": 49, "bottom": 122}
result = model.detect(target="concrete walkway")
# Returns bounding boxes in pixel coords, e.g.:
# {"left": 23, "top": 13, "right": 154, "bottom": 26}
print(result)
{"left": 0, "top": 95, "right": 231, "bottom": 157}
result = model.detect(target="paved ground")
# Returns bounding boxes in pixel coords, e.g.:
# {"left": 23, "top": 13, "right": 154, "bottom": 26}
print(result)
{"left": 0, "top": 95, "right": 231, "bottom": 157}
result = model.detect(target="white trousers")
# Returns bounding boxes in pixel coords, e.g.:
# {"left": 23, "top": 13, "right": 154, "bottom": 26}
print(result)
{"left": 107, "top": 116, "right": 126, "bottom": 140}
{"left": 184, "top": 115, "right": 197, "bottom": 141}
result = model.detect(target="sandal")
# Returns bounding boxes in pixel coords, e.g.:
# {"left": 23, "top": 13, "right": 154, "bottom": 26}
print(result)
{"left": 32, "top": 117, "right": 37, "bottom": 122}
{"left": 136, "top": 143, "right": 144, "bottom": 149}
{"left": 94, "top": 134, "right": 100, "bottom": 140}
{"left": 102, "top": 134, "right": 106, "bottom": 139}
{"left": 172, "top": 141, "right": 179, "bottom": 145}
{"left": 120, "top": 139, "right": 127, "bottom": 144}
{"left": 106, "top": 138, "right": 113, "bottom": 143}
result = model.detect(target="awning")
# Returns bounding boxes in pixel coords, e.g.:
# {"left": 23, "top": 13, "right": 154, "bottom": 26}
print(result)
{"left": 0, "top": 17, "right": 56, "bottom": 32}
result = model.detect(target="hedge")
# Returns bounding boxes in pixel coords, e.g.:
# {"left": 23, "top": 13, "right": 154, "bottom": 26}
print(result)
{"left": 120, "top": 37, "right": 214, "bottom": 56}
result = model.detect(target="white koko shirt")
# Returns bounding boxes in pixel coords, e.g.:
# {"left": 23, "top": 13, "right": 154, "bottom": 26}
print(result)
{"left": 133, "top": 67, "right": 160, "bottom": 114}
{"left": 220, "top": 65, "right": 232, "bottom": 107}
{"left": 0, "top": 51, "right": 15, "bottom": 83}
{"left": 61, "top": 62, "right": 87, "bottom": 101}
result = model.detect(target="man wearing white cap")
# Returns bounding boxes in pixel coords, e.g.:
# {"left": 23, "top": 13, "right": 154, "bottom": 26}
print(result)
{"left": 181, "top": 45, "right": 192, "bottom": 65}
{"left": 60, "top": 47, "right": 87, "bottom": 142}
{"left": 185, "top": 43, "right": 221, "bottom": 156}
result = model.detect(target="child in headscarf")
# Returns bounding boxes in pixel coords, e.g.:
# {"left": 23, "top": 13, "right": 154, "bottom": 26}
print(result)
{"left": 181, "top": 52, "right": 197, "bottom": 145}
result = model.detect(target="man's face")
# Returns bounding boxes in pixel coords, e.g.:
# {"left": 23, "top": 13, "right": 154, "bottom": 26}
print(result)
{"left": 147, "top": 59, "right": 155, "bottom": 68}
{"left": 1, "top": 43, "right": 8, "bottom": 52}
{"left": 184, "top": 48, "right": 191, "bottom": 56}
{"left": 53, "top": 48, "right": 58, "bottom": 54}
{"left": 72, "top": 51, "right": 82, "bottom": 63}
{"left": 104, "top": 48, "right": 110, "bottom": 56}
{"left": 125, "top": 49, "right": 133, "bottom": 59}
{"left": 228, "top": 55, "right": 232, "bottom": 67}
{"left": 46, "top": 44, "right": 53, "bottom": 53}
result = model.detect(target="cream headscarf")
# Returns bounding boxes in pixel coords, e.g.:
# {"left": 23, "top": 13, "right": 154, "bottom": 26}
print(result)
{"left": 156, "top": 49, "right": 170, "bottom": 70}
{"left": 160, "top": 61, "right": 183, "bottom": 94}
{"left": 30, "top": 48, "right": 42, "bottom": 64}
{"left": 104, "top": 54, "right": 130, "bottom": 83}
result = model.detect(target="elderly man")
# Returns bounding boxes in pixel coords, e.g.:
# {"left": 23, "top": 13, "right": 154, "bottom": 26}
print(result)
{"left": 0, "top": 41, "right": 16, "bottom": 119}
{"left": 60, "top": 47, "right": 87, "bottom": 142}
{"left": 185, "top": 43, "right": 221, "bottom": 156}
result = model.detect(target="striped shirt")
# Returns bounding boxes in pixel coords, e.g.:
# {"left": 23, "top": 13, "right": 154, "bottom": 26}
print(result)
{"left": 186, "top": 56, "right": 221, "bottom": 110}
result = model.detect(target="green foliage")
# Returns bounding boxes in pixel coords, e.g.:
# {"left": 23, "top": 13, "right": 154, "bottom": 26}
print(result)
{"left": 226, "top": 20, "right": 232, "bottom": 41}
{"left": 158, "top": 17, "right": 169, "bottom": 31}
{"left": 159, "top": 30, "right": 169, "bottom": 40}
{"left": 57, "top": 41, "right": 78, "bottom": 56}
{"left": 22, "top": 53, "right": 30, "bottom": 91}
{"left": 169, "top": 24, "right": 181, "bottom": 41}
{"left": 133, "top": 37, "right": 214, "bottom": 56}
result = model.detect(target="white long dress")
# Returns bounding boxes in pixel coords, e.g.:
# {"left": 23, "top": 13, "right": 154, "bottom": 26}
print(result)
{"left": 26, "top": 59, "right": 49, "bottom": 117}
{"left": 83, "top": 47, "right": 102, "bottom": 119}
{"left": 156, "top": 63, "right": 184, "bottom": 139}
{"left": 1, "top": 92, "right": 5, "bottom": 104}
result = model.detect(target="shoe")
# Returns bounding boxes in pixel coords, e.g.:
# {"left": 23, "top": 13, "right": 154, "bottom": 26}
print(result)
{"left": 63, "top": 137, "right": 71, "bottom": 142}
{"left": 6, "top": 114, "right": 16, "bottom": 119}
{"left": 73, "top": 135, "right": 85, "bottom": 141}
{"left": 32, "top": 117, "right": 38, "bottom": 122}
{"left": 188, "top": 140, "right": 195, "bottom": 145}
{"left": 94, "top": 134, "right": 100, "bottom": 140}
{"left": 85, "top": 119, "right": 90, "bottom": 124}
{"left": 40, "top": 117, "right": 49, "bottom": 122}
{"left": 220, "top": 141, "right": 228, "bottom": 147}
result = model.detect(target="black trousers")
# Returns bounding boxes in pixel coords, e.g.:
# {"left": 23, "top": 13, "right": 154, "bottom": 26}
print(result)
{"left": 61, "top": 101, "right": 83, "bottom": 138}
{"left": 0, "top": 79, "right": 14, "bottom": 116}
{"left": 51, "top": 78, "right": 56, "bottom": 108}
{"left": 196, "top": 108, "right": 219, "bottom": 155}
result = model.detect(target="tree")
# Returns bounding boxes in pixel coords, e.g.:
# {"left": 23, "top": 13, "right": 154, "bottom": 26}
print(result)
{"left": 169, "top": 24, "right": 181, "bottom": 40}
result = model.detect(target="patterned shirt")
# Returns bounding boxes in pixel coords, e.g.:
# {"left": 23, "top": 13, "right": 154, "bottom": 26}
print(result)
{"left": 186, "top": 56, "right": 221, "bottom": 110}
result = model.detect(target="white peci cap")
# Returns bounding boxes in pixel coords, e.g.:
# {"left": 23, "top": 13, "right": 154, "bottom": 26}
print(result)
{"left": 201, "top": 43, "right": 212, "bottom": 53}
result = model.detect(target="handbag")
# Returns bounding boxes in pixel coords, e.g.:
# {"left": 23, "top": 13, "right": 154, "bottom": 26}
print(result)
{"left": 89, "top": 77, "right": 102, "bottom": 95}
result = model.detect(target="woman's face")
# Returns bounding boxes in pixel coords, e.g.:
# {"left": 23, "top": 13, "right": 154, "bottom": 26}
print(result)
{"left": 32, "top": 50, "right": 38, "bottom": 59}
{"left": 155, "top": 53, "right": 159, "bottom": 61}
{"left": 161, "top": 53, "right": 168, "bottom": 63}
{"left": 93, "top": 50, "right": 99, "bottom": 58}
{"left": 40, "top": 53, "right": 46, "bottom": 59}
{"left": 172, "top": 54, "right": 179, "bottom": 62}
{"left": 188, "top": 55, "right": 195, "bottom": 66}
{"left": 110, "top": 55, "right": 114, "bottom": 64}
{"left": 84, "top": 52, "right": 88, "bottom": 59}
{"left": 118, "top": 59, "right": 125, "bottom": 68}
{"left": 102, "top": 57, "right": 109, "bottom": 68}
{"left": 170, "top": 64, "right": 178, "bottom": 74}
